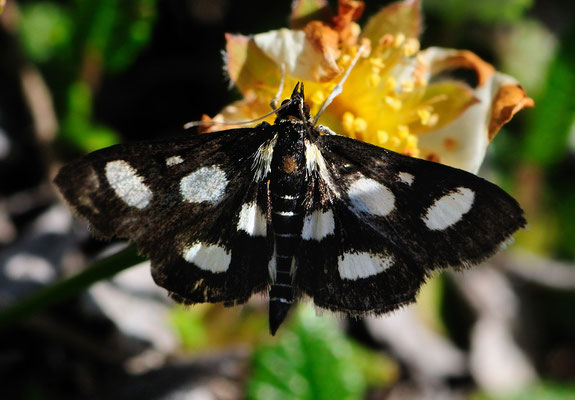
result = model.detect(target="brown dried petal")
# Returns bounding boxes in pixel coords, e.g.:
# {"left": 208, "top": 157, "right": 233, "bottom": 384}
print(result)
{"left": 304, "top": 21, "right": 341, "bottom": 76}
{"left": 430, "top": 50, "right": 495, "bottom": 87}
{"left": 488, "top": 84, "right": 534, "bottom": 141}
{"left": 332, "top": 0, "right": 365, "bottom": 45}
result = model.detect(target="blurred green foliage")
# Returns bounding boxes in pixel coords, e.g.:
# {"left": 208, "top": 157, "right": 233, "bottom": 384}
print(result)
{"left": 18, "top": 0, "right": 156, "bottom": 152}
{"left": 425, "top": 0, "right": 533, "bottom": 24}
{"left": 67, "top": 0, "right": 155, "bottom": 73}
{"left": 19, "top": 2, "right": 71, "bottom": 62}
{"left": 248, "top": 307, "right": 396, "bottom": 400}
{"left": 521, "top": 27, "right": 575, "bottom": 167}
{"left": 473, "top": 382, "right": 575, "bottom": 400}
{"left": 63, "top": 81, "right": 118, "bottom": 151}
{"left": 170, "top": 306, "right": 210, "bottom": 350}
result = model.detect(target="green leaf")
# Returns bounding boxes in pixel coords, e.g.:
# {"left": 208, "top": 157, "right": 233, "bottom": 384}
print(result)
{"left": 521, "top": 26, "right": 575, "bottom": 166}
{"left": 496, "top": 19, "right": 558, "bottom": 98}
{"left": 62, "top": 81, "right": 119, "bottom": 152}
{"left": 71, "top": 0, "right": 156, "bottom": 72}
{"left": 170, "top": 306, "right": 209, "bottom": 350}
{"left": 247, "top": 307, "right": 368, "bottom": 400}
{"left": 424, "top": 0, "right": 533, "bottom": 24}
{"left": 18, "top": 2, "right": 73, "bottom": 63}
{"left": 472, "top": 381, "right": 575, "bottom": 400}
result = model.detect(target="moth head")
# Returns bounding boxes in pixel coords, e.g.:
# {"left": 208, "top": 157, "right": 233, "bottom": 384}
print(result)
{"left": 276, "top": 82, "right": 311, "bottom": 124}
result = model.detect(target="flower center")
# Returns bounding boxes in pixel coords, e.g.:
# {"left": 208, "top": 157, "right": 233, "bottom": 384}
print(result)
{"left": 306, "top": 33, "right": 444, "bottom": 158}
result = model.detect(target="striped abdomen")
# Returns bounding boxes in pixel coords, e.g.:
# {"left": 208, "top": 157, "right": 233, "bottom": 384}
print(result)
{"left": 268, "top": 187, "right": 304, "bottom": 334}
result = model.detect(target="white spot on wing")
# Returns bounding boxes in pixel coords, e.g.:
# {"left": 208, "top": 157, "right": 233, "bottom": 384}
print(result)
{"left": 182, "top": 242, "right": 231, "bottom": 273}
{"left": 305, "top": 139, "right": 340, "bottom": 197}
{"left": 348, "top": 176, "right": 395, "bottom": 216}
{"left": 237, "top": 202, "right": 267, "bottom": 236}
{"left": 180, "top": 166, "right": 227, "bottom": 204}
{"left": 302, "top": 209, "right": 335, "bottom": 240}
{"left": 338, "top": 251, "right": 393, "bottom": 280}
{"left": 105, "top": 160, "right": 152, "bottom": 209}
{"left": 268, "top": 245, "right": 277, "bottom": 281}
{"left": 304, "top": 140, "right": 328, "bottom": 177}
{"left": 398, "top": 171, "right": 414, "bottom": 186}
{"left": 252, "top": 134, "right": 277, "bottom": 181}
{"left": 423, "top": 187, "right": 475, "bottom": 230}
{"left": 166, "top": 155, "right": 183, "bottom": 166}
{"left": 274, "top": 210, "right": 296, "bottom": 216}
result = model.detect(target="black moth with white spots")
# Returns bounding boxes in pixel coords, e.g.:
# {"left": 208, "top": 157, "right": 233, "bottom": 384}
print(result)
{"left": 55, "top": 83, "right": 525, "bottom": 335}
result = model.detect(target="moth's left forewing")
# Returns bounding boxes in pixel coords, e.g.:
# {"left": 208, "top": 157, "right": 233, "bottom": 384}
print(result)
{"left": 55, "top": 127, "right": 275, "bottom": 305}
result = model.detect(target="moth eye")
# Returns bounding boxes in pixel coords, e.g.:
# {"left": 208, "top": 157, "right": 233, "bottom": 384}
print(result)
{"left": 302, "top": 103, "right": 310, "bottom": 115}
{"left": 281, "top": 99, "right": 290, "bottom": 106}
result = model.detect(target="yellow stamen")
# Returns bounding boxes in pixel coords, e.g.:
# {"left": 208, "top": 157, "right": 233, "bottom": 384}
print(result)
{"left": 401, "top": 79, "right": 415, "bottom": 92}
{"left": 385, "top": 76, "right": 397, "bottom": 92}
{"left": 340, "top": 54, "right": 352, "bottom": 66}
{"left": 353, "top": 117, "right": 368, "bottom": 134}
{"left": 417, "top": 108, "right": 432, "bottom": 125}
{"left": 397, "top": 125, "right": 409, "bottom": 139}
{"left": 428, "top": 113, "right": 439, "bottom": 127}
{"left": 377, "top": 130, "right": 389, "bottom": 144}
{"left": 342, "top": 112, "right": 355, "bottom": 135}
{"left": 393, "top": 33, "right": 405, "bottom": 48}
{"left": 369, "top": 73, "right": 381, "bottom": 88}
{"left": 369, "top": 57, "right": 385, "bottom": 69}
{"left": 310, "top": 90, "right": 326, "bottom": 106}
{"left": 349, "top": 46, "right": 358, "bottom": 58}
{"left": 385, "top": 96, "right": 402, "bottom": 111}
{"left": 403, "top": 38, "right": 420, "bottom": 56}
{"left": 406, "top": 134, "right": 418, "bottom": 149}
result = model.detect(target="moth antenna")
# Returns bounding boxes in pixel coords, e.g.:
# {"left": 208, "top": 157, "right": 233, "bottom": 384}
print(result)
{"left": 183, "top": 101, "right": 291, "bottom": 130}
{"left": 312, "top": 42, "right": 368, "bottom": 127}
{"left": 298, "top": 82, "right": 313, "bottom": 138}
{"left": 270, "top": 63, "right": 287, "bottom": 111}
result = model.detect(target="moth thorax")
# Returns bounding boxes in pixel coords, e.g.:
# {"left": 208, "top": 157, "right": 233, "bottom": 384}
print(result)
{"left": 282, "top": 156, "right": 298, "bottom": 174}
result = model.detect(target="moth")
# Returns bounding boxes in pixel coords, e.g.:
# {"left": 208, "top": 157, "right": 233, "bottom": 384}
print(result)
{"left": 55, "top": 83, "right": 525, "bottom": 335}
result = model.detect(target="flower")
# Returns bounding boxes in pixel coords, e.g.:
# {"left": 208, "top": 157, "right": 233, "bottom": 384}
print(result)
{"left": 207, "top": 0, "right": 533, "bottom": 173}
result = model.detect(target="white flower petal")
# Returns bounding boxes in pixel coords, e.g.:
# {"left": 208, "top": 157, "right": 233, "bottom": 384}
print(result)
{"left": 418, "top": 47, "right": 524, "bottom": 173}
{"left": 254, "top": 28, "right": 338, "bottom": 81}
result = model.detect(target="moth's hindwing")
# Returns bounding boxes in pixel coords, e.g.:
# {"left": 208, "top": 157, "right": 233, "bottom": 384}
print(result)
{"left": 295, "top": 134, "right": 525, "bottom": 315}
{"left": 55, "top": 126, "right": 275, "bottom": 305}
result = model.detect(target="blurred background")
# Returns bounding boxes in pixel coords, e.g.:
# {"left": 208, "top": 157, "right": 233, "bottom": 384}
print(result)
{"left": 0, "top": 0, "right": 574, "bottom": 399}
